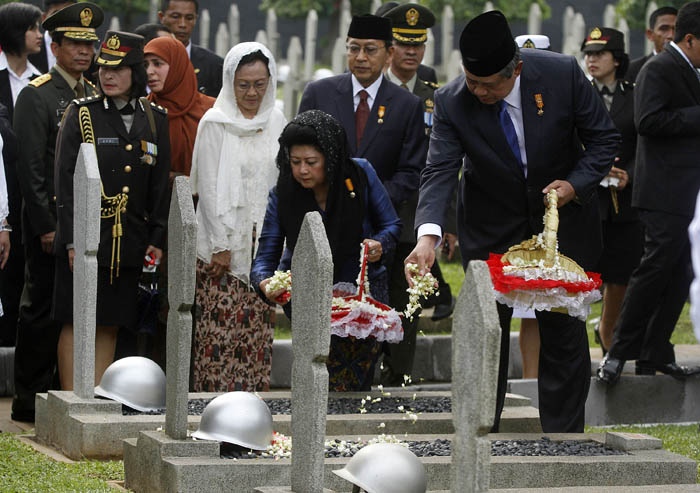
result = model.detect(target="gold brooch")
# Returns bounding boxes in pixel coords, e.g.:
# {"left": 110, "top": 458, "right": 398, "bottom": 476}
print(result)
{"left": 378, "top": 105, "right": 386, "bottom": 124}
{"left": 534, "top": 94, "right": 544, "bottom": 116}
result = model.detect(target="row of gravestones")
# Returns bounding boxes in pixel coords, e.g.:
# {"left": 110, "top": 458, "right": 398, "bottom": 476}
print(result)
{"left": 45, "top": 143, "right": 500, "bottom": 492}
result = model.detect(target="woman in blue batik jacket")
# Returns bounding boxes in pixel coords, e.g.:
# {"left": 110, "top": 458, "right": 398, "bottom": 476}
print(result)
{"left": 251, "top": 109, "right": 401, "bottom": 392}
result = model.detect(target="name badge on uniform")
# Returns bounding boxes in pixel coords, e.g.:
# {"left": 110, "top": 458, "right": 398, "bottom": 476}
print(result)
{"left": 140, "top": 140, "right": 158, "bottom": 166}
{"left": 98, "top": 137, "right": 120, "bottom": 145}
{"left": 424, "top": 98, "right": 434, "bottom": 128}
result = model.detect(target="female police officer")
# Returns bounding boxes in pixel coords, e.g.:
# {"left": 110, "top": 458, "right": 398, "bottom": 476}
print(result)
{"left": 52, "top": 30, "right": 170, "bottom": 390}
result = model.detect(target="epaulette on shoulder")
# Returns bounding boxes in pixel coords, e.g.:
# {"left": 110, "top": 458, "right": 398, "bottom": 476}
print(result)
{"left": 29, "top": 73, "right": 51, "bottom": 87}
{"left": 621, "top": 79, "right": 634, "bottom": 92}
{"left": 84, "top": 78, "right": 97, "bottom": 89}
{"left": 150, "top": 101, "right": 168, "bottom": 114}
{"left": 74, "top": 95, "right": 102, "bottom": 105}
{"left": 423, "top": 80, "right": 439, "bottom": 89}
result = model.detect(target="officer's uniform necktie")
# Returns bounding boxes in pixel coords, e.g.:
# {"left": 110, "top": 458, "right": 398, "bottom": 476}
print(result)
{"left": 355, "top": 89, "right": 369, "bottom": 148}
{"left": 74, "top": 82, "right": 85, "bottom": 99}
{"left": 498, "top": 100, "right": 524, "bottom": 173}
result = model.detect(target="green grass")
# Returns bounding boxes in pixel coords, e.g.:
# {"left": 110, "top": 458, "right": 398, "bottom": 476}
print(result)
{"left": 0, "top": 433, "right": 124, "bottom": 491}
{"left": 586, "top": 424, "right": 700, "bottom": 483}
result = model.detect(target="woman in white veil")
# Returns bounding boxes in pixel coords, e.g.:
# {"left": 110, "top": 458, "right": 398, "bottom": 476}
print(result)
{"left": 190, "top": 42, "right": 286, "bottom": 392}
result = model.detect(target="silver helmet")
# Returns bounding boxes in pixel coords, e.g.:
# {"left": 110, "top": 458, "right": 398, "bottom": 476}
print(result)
{"left": 94, "top": 356, "right": 166, "bottom": 412}
{"left": 191, "top": 392, "right": 273, "bottom": 450}
{"left": 333, "top": 443, "right": 427, "bottom": 493}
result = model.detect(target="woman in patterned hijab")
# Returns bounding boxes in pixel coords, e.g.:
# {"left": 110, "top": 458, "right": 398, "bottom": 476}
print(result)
{"left": 252, "top": 109, "right": 401, "bottom": 391}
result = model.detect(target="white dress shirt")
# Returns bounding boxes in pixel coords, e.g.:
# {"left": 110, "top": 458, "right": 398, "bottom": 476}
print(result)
{"left": 185, "top": 40, "right": 192, "bottom": 58}
{"left": 417, "top": 75, "right": 528, "bottom": 242}
{"left": 44, "top": 30, "right": 56, "bottom": 70}
{"left": 0, "top": 52, "right": 41, "bottom": 107}
{"left": 351, "top": 73, "right": 383, "bottom": 112}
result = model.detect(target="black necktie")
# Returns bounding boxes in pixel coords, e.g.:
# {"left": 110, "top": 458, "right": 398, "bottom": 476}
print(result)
{"left": 599, "top": 86, "right": 613, "bottom": 96}
{"left": 119, "top": 103, "right": 135, "bottom": 115}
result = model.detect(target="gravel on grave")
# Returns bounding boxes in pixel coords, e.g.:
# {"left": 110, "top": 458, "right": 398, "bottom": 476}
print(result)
{"left": 220, "top": 437, "right": 627, "bottom": 460}
{"left": 122, "top": 396, "right": 452, "bottom": 416}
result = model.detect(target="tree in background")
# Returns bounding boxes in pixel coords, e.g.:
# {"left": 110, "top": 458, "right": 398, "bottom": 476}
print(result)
{"left": 88, "top": 0, "right": 150, "bottom": 30}
{"left": 616, "top": 0, "right": 686, "bottom": 29}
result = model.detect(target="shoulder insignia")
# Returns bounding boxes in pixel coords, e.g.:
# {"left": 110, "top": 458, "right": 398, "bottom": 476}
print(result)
{"left": 150, "top": 101, "right": 168, "bottom": 114}
{"left": 75, "top": 95, "right": 102, "bottom": 105}
{"left": 621, "top": 80, "right": 634, "bottom": 92}
{"left": 423, "top": 80, "right": 439, "bottom": 89}
{"left": 29, "top": 73, "right": 51, "bottom": 87}
{"left": 84, "top": 78, "right": 97, "bottom": 89}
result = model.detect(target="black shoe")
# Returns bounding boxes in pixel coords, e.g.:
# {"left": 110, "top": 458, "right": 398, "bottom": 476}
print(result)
{"left": 597, "top": 356, "right": 625, "bottom": 385}
{"left": 11, "top": 409, "right": 35, "bottom": 422}
{"left": 431, "top": 296, "right": 456, "bottom": 321}
{"left": 593, "top": 327, "right": 608, "bottom": 357}
{"left": 635, "top": 361, "right": 700, "bottom": 379}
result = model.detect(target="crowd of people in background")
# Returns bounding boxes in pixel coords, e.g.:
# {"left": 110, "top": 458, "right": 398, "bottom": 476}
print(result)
{"left": 0, "top": 0, "right": 699, "bottom": 437}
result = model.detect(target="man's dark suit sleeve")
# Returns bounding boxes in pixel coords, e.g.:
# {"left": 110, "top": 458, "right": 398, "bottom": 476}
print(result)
{"left": 414, "top": 89, "right": 463, "bottom": 231}
{"left": 566, "top": 56, "right": 620, "bottom": 200}
{"left": 382, "top": 96, "right": 425, "bottom": 205}
{"left": 13, "top": 86, "right": 55, "bottom": 236}
{"left": 635, "top": 62, "right": 700, "bottom": 137}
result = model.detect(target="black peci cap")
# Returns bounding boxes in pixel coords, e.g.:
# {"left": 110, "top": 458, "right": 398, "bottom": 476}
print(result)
{"left": 347, "top": 14, "right": 393, "bottom": 42}
{"left": 459, "top": 10, "right": 516, "bottom": 77}
{"left": 382, "top": 3, "right": 435, "bottom": 45}
{"left": 42, "top": 1, "right": 103, "bottom": 42}
{"left": 96, "top": 31, "right": 145, "bottom": 67}
{"left": 581, "top": 27, "right": 626, "bottom": 54}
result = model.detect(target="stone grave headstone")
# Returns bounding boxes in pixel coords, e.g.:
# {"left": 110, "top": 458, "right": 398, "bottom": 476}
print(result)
{"left": 215, "top": 22, "right": 229, "bottom": 59}
{"left": 424, "top": 28, "right": 435, "bottom": 68}
{"left": 603, "top": 4, "right": 617, "bottom": 28}
{"left": 266, "top": 9, "right": 279, "bottom": 61}
{"left": 446, "top": 49, "right": 462, "bottom": 84}
{"left": 339, "top": 0, "right": 352, "bottom": 38}
{"left": 451, "top": 260, "right": 500, "bottom": 493}
{"left": 255, "top": 30, "right": 269, "bottom": 49}
{"left": 617, "top": 17, "right": 630, "bottom": 57}
{"left": 562, "top": 6, "right": 575, "bottom": 51}
{"left": 72, "top": 143, "right": 101, "bottom": 398}
{"left": 149, "top": 0, "right": 158, "bottom": 23}
{"left": 283, "top": 36, "right": 303, "bottom": 121}
{"left": 290, "top": 212, "right": 333, "bottom": 492}
{"left": 199, "top": 9, "right": 210, "bottom": 50}
{"left": 165, "top": 176, "right": 197, "bottom": 439}
{"left": 109, "top": 16, "right": 120, "bottom": 32}
{"left": 304, "top": 10, "right": 318, "bottom": 83}
{"left": 331, "top": 36, "right": 346, "bottom": 75}
{"left": 645, "top": 1, "right": 659, "bottom": 55}
{"left": 441, "top": 5, "right": 454, "bottom": 80}
{"left": 483, "top": 1, "right": 495, "bottom": 12}
{"left": 528, "top": 3, "right": 543, "bottom": 34}
{"left": 229, "top": 4, "right": 240, "bottom": 48}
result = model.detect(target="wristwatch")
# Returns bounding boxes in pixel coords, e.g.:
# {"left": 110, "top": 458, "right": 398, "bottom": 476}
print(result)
{"left": 0, "top": 222, "right": 12, "bottom": 233}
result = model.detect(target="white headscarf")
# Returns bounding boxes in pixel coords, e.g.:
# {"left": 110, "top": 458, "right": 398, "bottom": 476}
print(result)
{"left": 191, "top": 42, "right": 286, "bottom": 283}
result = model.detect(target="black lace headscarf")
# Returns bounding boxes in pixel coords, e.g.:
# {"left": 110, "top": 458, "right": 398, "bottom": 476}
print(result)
{"left": 276, "top": 110, "right": 367, "bottom": 281}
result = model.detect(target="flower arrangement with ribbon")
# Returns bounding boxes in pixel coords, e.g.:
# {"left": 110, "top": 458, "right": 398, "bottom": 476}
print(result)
{"left": 486, "top": 190, "right": 602, "bottom": 320}
{"left": 330, "top": 243, "right": 403, "bottom": 343}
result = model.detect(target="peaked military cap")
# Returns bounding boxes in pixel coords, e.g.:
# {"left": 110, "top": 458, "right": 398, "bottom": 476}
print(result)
{"left": 382, "top": 3, "right": 435, "bottom": 45}
{"left": 515, "top": 34, "right": 550, "bottom": 50}
{"left": 374, "top": 2, "right": 400, "bottom": 17}
{"left": 42, "top": 1, "right": 103, "bottom": 42}
{"left": 347, "top": 14, "right": 393, "bottom": 42}
{"left": 581, "top": 27, "right": 625, "bottom": 54}
{"left": 96, "top": 31, "right": 145, "bottom": 67}
{"left": 460, "top": 10, "right": 516, "bottom": 77}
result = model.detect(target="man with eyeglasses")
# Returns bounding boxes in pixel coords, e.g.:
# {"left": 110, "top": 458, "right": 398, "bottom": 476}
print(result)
{"left": 298, "top": 14, "right": 425, "bottom": 383}
{"left": 406, "top": 11, "right": 620, "bottom": 433}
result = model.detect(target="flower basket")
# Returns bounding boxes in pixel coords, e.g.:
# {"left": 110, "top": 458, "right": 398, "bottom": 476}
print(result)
{"left": 330, "top": 243, "right": 403, "bottom": 343}
{"left": 486, "top": 190, "right": 602, "bottom": 320}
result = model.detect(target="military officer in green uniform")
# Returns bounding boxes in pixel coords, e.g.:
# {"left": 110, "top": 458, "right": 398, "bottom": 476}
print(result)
{"left": 380, "top": 3, "right": 456, "bottom": 386}
{"left": 53, "top": 30, "right": 170, "bottom": 390}
{"left": 11, "top": 1, "right": 103, "bottom": 422}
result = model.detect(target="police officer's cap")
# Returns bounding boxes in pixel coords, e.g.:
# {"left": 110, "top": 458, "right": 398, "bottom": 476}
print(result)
{"left": 42, "top": 1, "right": 103, "bottom": 42}
{"left": 460, "top": 10, "right": 516, "bottom": 77}
{"left": 347, "top": 14, "right": 393, "bottom": 42}
{"left": 581, "top": 27, "right": 625, "bottom": 54}
{"left": 515, "top": 34, "right": 550, "bottom": 50}
{"left": 96, "top": 31, "right": 145, "bottom": 67}
{"left": 374, "top": 2, "right": 399, "bottom": 17}
{"left": 383, "top": 3, "right": 435, "bottom": 45}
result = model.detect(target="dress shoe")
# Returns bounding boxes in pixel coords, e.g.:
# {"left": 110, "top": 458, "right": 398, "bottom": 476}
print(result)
{"left": 597, "top": 355, "right": 625, "bottom": 385}
{"left": 593, "top": 326, "right": 608, "bottom": 357}
{"left": 431, "top": 296, "right": 456, "bottom": 321}
{"left": 635, "top": 361, "right": 700, "bottom": 379}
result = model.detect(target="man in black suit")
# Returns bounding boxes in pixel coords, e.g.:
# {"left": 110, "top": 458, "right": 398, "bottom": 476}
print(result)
{"left": 158, "top": 0, "right": 223, "bottom": 97}
{"left": 625, "top": 6, "right": 677, "bottom": 83}
{"left": 598, "top": 2, "right": 700, "bottom": 385}
{"left": 406, "top": 11, "right": 619, "bottom": 432}
{"left": 28, "top": 0, "right": 77, "bottom": 75}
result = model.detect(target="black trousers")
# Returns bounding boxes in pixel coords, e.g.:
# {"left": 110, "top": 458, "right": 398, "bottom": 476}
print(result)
{"left": 0, "top": 228, "right": 24, "bottom": 346}
{"left": 495, "top": 303, "right": 590, "bottom": 433}
{"left": 609, "top": 210, "right": 693, "bottom": 365}
{"left": 12, "top": 235, "right": 62, "bottom": 418}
